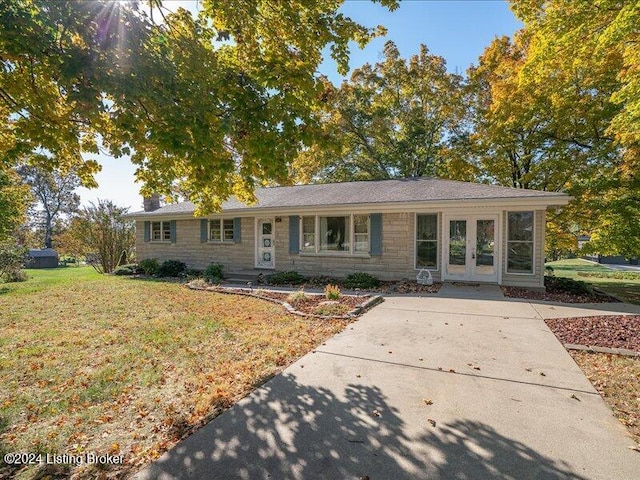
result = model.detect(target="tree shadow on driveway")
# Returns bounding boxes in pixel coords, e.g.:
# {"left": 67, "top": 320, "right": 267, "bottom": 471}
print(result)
{"left": 138, "top": 373, "right": 586, "bottom": 480}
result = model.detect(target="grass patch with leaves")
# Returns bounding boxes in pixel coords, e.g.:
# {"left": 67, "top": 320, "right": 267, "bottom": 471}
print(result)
{"left": 570, "top": 351, "right": 640, "bottom": 444}
{"left": 546, "top": 259, "right": 640, "bottom": 305}
{"left": 0, "top": 268, "right": 346, "bottom": 479}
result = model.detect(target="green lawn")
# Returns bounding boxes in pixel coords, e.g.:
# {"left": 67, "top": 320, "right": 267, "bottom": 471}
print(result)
{"left": 546, "top": 259, "right": 640, "bottom": 304}
{"left": 0, "top": 268, "right": 346, "bottom": 479}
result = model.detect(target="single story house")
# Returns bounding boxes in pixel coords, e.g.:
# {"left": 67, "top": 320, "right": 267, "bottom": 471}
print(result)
{"left": 25, "top": 248, "right": 59, "bottom": 269}
{"left": 127, "top": 178, "right": 570, "bottom": 289}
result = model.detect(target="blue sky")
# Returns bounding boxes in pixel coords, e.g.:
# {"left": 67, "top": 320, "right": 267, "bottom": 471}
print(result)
{"left": 77, "top": 0, "right": 522, "bottom": 211}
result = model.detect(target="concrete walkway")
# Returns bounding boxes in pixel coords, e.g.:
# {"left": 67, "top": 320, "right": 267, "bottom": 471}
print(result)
{"left": 135, "top": 285, "right": 640, "bottom": 480}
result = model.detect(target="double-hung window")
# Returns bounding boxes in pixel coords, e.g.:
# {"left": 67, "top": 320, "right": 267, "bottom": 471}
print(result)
{"left": 507, "top": 211, "right": 534, "bottom": 274}
{"left": 209, "top": 219, "right": 234, "bottom": 242}
{"left": 300, "top": 214, "right": 369, "bottom": 254}
{"left": 151, "top": 221, "right": 171, "bottom": 242}
{"left": 415, "top": 214, "right": 438, "bottom": 269}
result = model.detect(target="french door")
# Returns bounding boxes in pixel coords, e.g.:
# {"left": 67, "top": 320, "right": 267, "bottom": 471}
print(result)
{"left": 444, "top": 215, "right": 499, "bottom": 282}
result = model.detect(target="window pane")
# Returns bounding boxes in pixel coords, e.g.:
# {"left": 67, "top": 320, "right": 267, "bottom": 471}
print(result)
{"left": 449, "top": 220, "right": 466, "bottom": 266}
{"left": 320, "top": 216, "right": 350, "bottom": 252}
{"left": 508, "top": 242, "right": 533, "bottom": 273}
{"left": 476, "top": 220, "right": 495, "bottom": 267}
{"left": 209, "top": 220, "right": 221, "bottom": 241}
{"left": 508, "top": 212, "right": 534, "bottom": 241}
{"left": 223, "top": 219, "right": 234, "bottom": 241}
{"left": 353, "top": 214, "right": 368, "bottom": 234}
{"left": 162, "top": 222, "right": 171, "bottom": 241}
{"left": 417, "top": 214, "right": 437, "bottom": 241}
{"left": 302, "top": 217, "right": 315, "bottom": 251}
{"left": 152, "top": 222, "right": 161, "bottom": 240}
{"left": 416, "top": 241, "right": 437, "bottom": 268}
{"left": 354, "top": 233, "right": 369, "bottom": 253}
{"left": 262, "top": 222, "right": 272, "bottom": 235}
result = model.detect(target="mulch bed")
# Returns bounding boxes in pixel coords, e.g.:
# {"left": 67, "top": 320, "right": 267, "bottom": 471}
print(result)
{"left": 270, "top": 277, "right": 441, "bottom": 295}
{"left": 263, "top": 291, "right": 368, "bottom": 315}
{"left": 501, "top": 286, "right": 616, "bottom": 303}
{"left": 545, "top": 315, "right": 640, "bottom": 352}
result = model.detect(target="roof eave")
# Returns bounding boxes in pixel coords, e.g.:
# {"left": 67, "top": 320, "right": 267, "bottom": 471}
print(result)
{"left": 125, "top": 195, "right": 571, "bottom": 220}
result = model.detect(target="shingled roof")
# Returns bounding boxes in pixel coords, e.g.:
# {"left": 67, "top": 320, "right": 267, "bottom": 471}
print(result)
{"left": 128, "top": 177, "right": 569, "bottom": 217}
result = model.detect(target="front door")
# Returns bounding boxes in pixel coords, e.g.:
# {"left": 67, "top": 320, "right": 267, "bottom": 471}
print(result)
{"left": 255, "top": 218, "right": 275, "bottom": 269}
{"left": 444, "top": 216, "right": 498, "bottom": 282}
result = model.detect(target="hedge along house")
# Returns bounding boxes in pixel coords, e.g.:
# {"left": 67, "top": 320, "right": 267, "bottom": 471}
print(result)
{"left": 127, "top": 178, "right": 570, "bottom": 289}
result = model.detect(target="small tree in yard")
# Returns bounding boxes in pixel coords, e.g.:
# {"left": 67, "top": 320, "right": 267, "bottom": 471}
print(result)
{"left": 74, "top": 200, "right": 135, "bottom": 274}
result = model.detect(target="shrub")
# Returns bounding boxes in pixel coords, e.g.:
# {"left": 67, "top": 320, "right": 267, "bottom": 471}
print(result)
{"left": 3, "top": 266, "right": 27, "bottom": 283}
{"left": 0, "top": 241, "right": 27, "bottom": 283}
{"left": 204, "top": 263, "right": 224, "bottom": 283}
{"left": 325, "top": 284, "right": 341, "bottom": 300}
{"left": 286, "top": 290, "right": 308, "bottom": 306}
{"left": 544, "top": 276, "right": 593, "bottom": 295}
{"left": 267, "top": 271, "right": 306, "bottom": 285}
{"left": 185, "top": 268, "right": 203, "bottom": 279}
{"left": 156, "top": 260, "right": 187, "bottom": 277}
{"left": 113, "top": 264, "right": 142, "bottom": 276}
{"left": 342, "top": 272, "right": 380, "bottom": 289}
{"left": 139, "top": 258, "right": 159, "bottom": 276}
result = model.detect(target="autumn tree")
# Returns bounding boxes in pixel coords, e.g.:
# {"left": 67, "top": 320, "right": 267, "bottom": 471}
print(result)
{"left": 0, "top": 165, "right": 30, "bottom": 242}
{"left": 293, "top": 41, "right": 472, "bottom": 182}
{"left": 17, "top": 162, "right": 80, "bottom": 249}
{"left": 506, "top": 0, "right": 640, "bottom": 258}
{"left": 0, "top": 0, "right": 397, "bottom": 214}
{"left": 73, "top": 200, "right": 135, "bottom": 274}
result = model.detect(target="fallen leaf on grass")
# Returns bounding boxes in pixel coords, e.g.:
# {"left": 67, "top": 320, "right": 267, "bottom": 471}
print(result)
{"left": 424, "top": 399, "right": 433, "bottom": 406}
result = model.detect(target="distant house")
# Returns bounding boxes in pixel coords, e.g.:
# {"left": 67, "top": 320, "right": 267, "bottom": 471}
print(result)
{"left": 126, "top": 178, "right": 570, "bottom": 290}
{"left": 578, "top": 235, "right": 638, "bottom": 266}
{"left": 25, "top": 248, "right": 59, "bottom": 269}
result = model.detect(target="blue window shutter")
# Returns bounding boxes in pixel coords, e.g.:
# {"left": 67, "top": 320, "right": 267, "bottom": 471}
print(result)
{"left": 370, "top": 213, "right": 382, "bottom": 256}
{"left": 200, "top": 219, "right": 208, "bottom": 243}
{"left": 170, "top": 220, "right": 177, "bottom": 243}
{"left": 143, "top": 221, "right": 150, "bottom": 242}
{"left": 289, "top": 216, "right": 300, "bottom": 254}
{"left": 233, "top": 217, "right": 241, "bottom": 243}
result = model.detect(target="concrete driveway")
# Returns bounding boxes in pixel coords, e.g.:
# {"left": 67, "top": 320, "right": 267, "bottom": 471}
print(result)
{"left": 135, "top": 285, "right": 640, "bottom": 480}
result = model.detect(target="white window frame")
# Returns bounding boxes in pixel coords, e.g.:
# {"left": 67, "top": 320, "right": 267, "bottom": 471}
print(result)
{"left": 506, "top": 211, "right": 535, "bottom": 275}
{"left": 299, "top": 214, "right": 370, "bottom": 256}
{"left": 151, "top": 221, "right": 171, "bottom": 242}
{"left": 414, "top": 213, "right": 439, "bottom": 271}
{"left": 208, "top": 218, "right": 234, "bottom": 243}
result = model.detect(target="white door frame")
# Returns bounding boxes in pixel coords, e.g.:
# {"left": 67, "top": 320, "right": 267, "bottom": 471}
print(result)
{"left": 441, "top": 213, "right": 501, "bottom": 283}
{"left": 255, "top": 217, "right": 275, "bottom": 269}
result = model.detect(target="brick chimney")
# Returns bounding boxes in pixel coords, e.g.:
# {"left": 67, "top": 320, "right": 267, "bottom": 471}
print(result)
{"left": 143, "top": 194, "right": 161, "bottom": 212}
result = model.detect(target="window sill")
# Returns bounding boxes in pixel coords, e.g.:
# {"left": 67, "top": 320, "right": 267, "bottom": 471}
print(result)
{"left": 298, "top": 252, "right": 371, "bottom": 258}
{"left": 148, "top": 240, "right": 173, "bottom": 244}
{"left": 207, "top": 241, "right": 236, "bottom": 245}
{"left": 414, "top": 267, "right": 440, "bottom": 272}
{"left": 505, "top": 271, "right": 535, "bottom": 276}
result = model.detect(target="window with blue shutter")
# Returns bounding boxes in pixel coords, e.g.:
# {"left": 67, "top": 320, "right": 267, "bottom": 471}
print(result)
{"left": 201, "top": 219, "right": 208, "bottom": 243}
{"left": 169, "top": 220, "right": 177, "bottom": 243}
{"left": 289, "top": 216, "right": 300, "bottom": 254}
{"left": 370, "top": 213, "right": 382, "bottom": 256}
{"left": 233, "top": 218, "right": 242, "bottom": 243}
{"left": 143, "top": 221, "right": 150, "bottom": 242}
